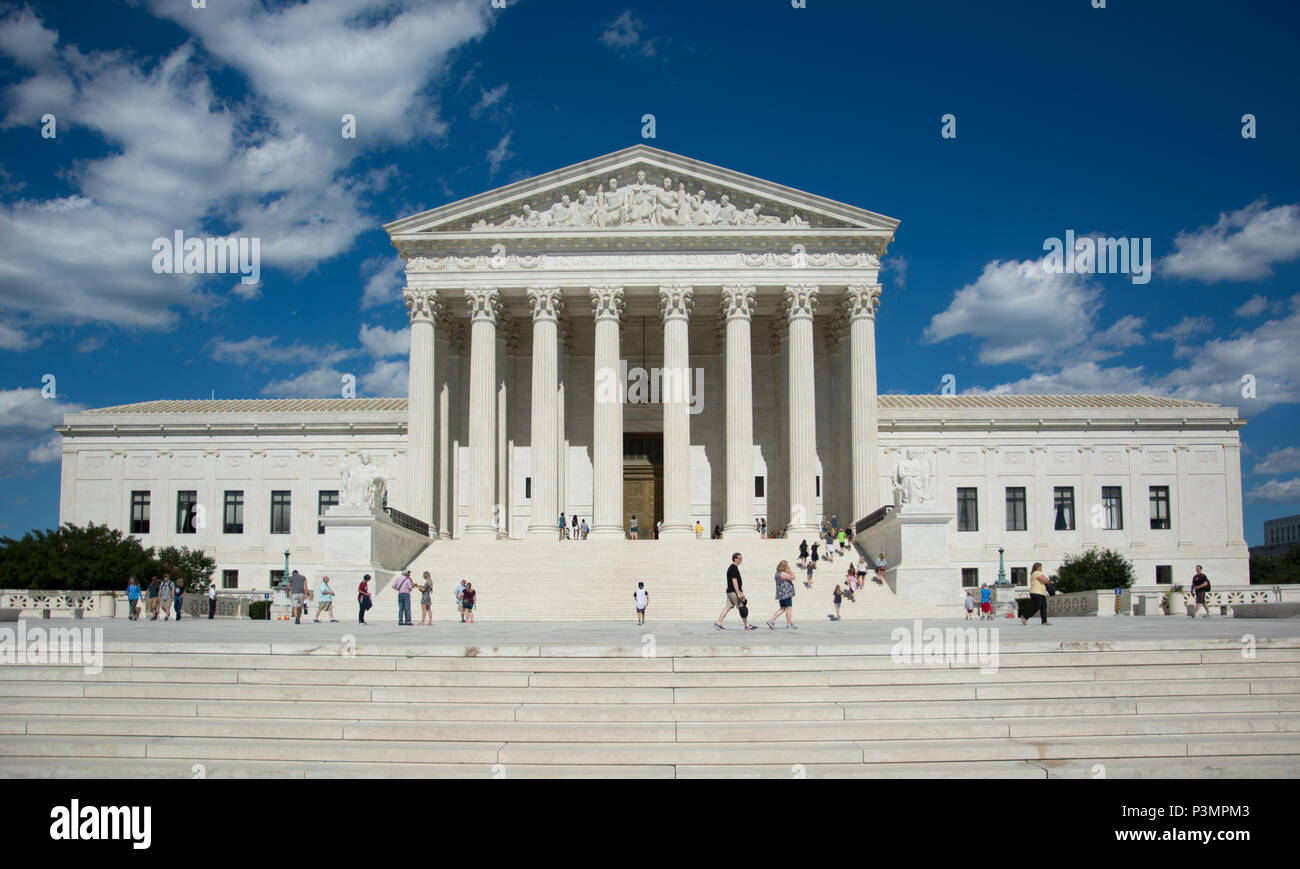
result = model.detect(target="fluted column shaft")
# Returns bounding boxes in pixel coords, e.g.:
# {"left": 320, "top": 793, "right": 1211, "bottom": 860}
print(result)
{"left": 589, "top": 286, "right": 625, "bottom": 538}
{"left": 464, "top": 288, "right": 500, "bottom": 537}
{"left": 659, "top": 285, "right": 694, "bottom": 537}
{"left": 722, "top": 286, "right": 758, "bottom": 538}
{"left": 846, "top": 284, "right": 882, "bottom": 520}
{"left": 403, "top": 289, "right": 438, "bottom": 529}
{"left": 526, "top": 287, "right": 563, "bottom": 536}
{"left": 785, "top": 285, "right": 820, "bottom": 535}
{"left": 435, "top": 319, "right": 452, "bottom": 538}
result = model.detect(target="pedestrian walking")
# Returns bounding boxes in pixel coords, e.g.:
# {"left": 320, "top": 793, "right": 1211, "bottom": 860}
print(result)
{"left": 810, "top": 540, "right": 820, "bottom": 570}
{"left": 174, "top": 580, "right": 184, "bottom": 620}
{"left": 559, "top": 512, "right": 567, "bottom": 539}
{"left": 979, "top": 583, "right": 992, "bottom": 620}
{"left": 394, "top": 569, "right": 415, "bottom": 626}
{"left": 455, "top": 579, "right": 467, "bottom": 621}
{"left": 843, "top": 565, "right": 858, "bottom": 601}
{"left": 798, "top": 539, "right": 808, "bottom": 567}
{"left": 1191, "top": 566, "right": 1212, "bottom": 618}
{"left": 159, "top": 575, "right": 175, "bottom": 621}
{"left": 633, "top": 582, "right": 649, "bottom": 624}
{"left": 831, "top": 585, "right": 843, "bottom": 620}
{"left": 285, "top": 570, "right": 308, "bottom": 624}
{"left": 419, "top": 572, "right": 433, "bottom": 625}
{"left": 314, "top": 576, "right": 337, "bottom": 622}
{"left": 581, "top": 519, "right": 590, "bottom": 539}
{"left": 759, "top": 518, "right": 767, "bottom": 538}
{"left": 629, "top": 514, "right": 639, "bottom": 539}
{"left": 768, "top": 560, "right": 797, "bottom": 629}
{"left": 874, "top": 552, "right": 886, "bottom": 584}
{"left": 1021, "top": 562, "right": 1051, "bottom": 625}
{"left": 147, "top": 576, "right": 160, "bottom": 620}
{"left": 714, "top": 552, "right": 756, "bottom": 630}
{"left": 207, "top": 581, "right": 218, "bottom": 619}
{"left": 127, "top": 577, "right": 140, "bottom": 621}
{"left": 357, "top": 574, "right": 372, "bottom": 624}
{"left": 572, "top": 514, "right": 579, "bottom": 539}
{"left": 462, "top": 583, "right": 477, "bottom": 622}
{"left": 964, "top": 589, "right": 976, "bottom": 620}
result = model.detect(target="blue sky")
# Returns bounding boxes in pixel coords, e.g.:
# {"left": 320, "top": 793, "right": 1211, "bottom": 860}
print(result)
{"left": 0, "top": 0, "right": 1298, "bottom": 543}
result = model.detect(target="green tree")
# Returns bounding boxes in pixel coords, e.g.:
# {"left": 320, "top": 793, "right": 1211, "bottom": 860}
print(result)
{"left": 1249, "top": 545, "right": 1300, "bottom": 584}
{"left": 0, "top": 522, "right": 215, "bottom": 592}
{"left": 153, "top": 545, "right": 216, "bottom": 593}
{"left": 1051, "top": 548, "right": 1135, "bottom": 593}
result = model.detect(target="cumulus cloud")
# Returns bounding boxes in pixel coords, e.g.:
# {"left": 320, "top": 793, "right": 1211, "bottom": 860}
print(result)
{"left": 600, "top": 10, "right": 657, "bottom": 56}
{"left": 0, "top": 1, "right": 495, "bottom": 329}
{"left": 1161, "top": 200, "right": 1300, "bottom": 283}
{"left": 0, "top": 319, "right": 41, "bottom": 351}
{"left": 470, "top": 83, "right": 510, "bottom": 120}
{"left": 1234, "top": 294, "right": 1279, "bottom": 318}
{"left": 1152, "top": 315, "right": 1213, "bottom": 341}
{"left": 486, "top": 131, "right": 514, "bottom": 178}
{"left": 1245, "top": 478, "right": 1300, "bottom": 503}
{"left": 360, "top": 256, "right": 404, "bottom": 310}
{"left": 209, "top": 335, "right": 351, "bottom": 367}
{"left": 359, "top": 323, "right": 409, "bottom": 358}
{"left": 882, "top": 253, "right": 908, "bottom": 290}
{"left": 1253, "top": 447, "right": 1300, "bottom": 476}
{"left": 361, "top": 359, "right": 409, "bottom": 396}
{"left": 0, "top": 388, "right": 83, "bottom": 478}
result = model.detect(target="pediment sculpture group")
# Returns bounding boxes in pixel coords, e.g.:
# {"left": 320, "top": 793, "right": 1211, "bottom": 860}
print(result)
{"left": 471, "top": 170, "right": 811, "bottom": 230}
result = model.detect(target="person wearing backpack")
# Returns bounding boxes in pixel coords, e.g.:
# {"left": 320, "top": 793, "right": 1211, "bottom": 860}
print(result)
{"left": 1191, "top": 567, "right": 1212, "bottom": 618}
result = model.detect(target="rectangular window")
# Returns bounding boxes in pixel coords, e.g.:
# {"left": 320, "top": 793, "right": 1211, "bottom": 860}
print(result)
{"left": 1149, "top": 486, "right": 1171, "bottom": 530}
{"left": 270, "top": 569, "right": 285, "bottom": 589}
{"left": 176, "top": 490, "right": 198, "bottom": 534}
{"left": 754, "top": 476, "right": 765, "bottom": 498}
{"left": 1102, "top": 486, "right": 1123, "bottom": 530}
{"left": 961, "top": 567, "right": 979, "bottom": 588}
{"left": 1155, "top": 565, "right": 1172, "bottom": 585}
{"left": 815, "top": 475, "right": 821, "bottom": 497}
{"left": 318, "top": 489, "right": 339, "bottom": 534}
{"left": 270, "top": 490, "right": 291, "bottom": 535}
{"left": 130, "top": 491, "right": 151, "bottom": 534}
{"left": 1053, "top": 486, "right": 1075, "bottom": 531}
{"left": 957, "top": 488, "right": 979, "bottom": 532}
{"left": 221, "top": 569, "right": 238, "bottom": 590}
{"left": 1011, "top": 567, "right": 1028, "bottom": 587}
{"left": 524, "top": 477, "right": 532, "bottom": 499}
{"left": 223, "top": 490, "right": 244, "bottom": 534}
{"left": 1005, "top": 487, "right": 1027, "bottom": 532}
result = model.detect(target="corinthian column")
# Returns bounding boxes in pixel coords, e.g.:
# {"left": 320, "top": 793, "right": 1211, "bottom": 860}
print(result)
{"left": 463, "top": 287, "right": 500, "bottom": 537}
{"left": 402, "top": 289, "right": 438, "bottom": 530}
{"left": 526, "top": 286, "right": 563, "bottom": 536}
{"left": 785, "top": 284, "right": 820, "bottom": 535}
{"left": 658, "top": 285, "right": 694, "bottom": 538}
{"left": 435, "top": 310, "right": 455, "bottom": 538}
{"left": 589, "top": 286, "right": 625, "bottom": 538}
{"left": 721, "top": 285, "right": 758, "bottom": 538}
{"left": 845, "top": 284, "right": 882, "bottom": 519}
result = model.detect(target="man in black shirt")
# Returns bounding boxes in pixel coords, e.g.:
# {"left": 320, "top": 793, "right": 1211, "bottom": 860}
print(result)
{"left": 714, "top": 553, "right": 757, "bottom": 630}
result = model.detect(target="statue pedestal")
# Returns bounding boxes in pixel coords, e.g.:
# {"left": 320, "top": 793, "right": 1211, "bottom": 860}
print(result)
{"left": 321, "top": 505, "right": 431, "bottom": 593}
{"left": 856, "top": 505, "right": 955, "bottom": 607}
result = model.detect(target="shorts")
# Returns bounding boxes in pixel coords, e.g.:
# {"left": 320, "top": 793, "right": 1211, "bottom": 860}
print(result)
{"left": 636, "top": 606, "right": 646, "bottom": 613}
{"left": 981, "top": 602, "right": 991, "bottom": 613}
{"left": 778, "top": 597, "right": 792, "bottom": 609}
{"left": 727, "top": 592, "right": 742, "bottom": 606}
{"left": 291, "top": 593, "right": 305, "bottom": 606}
{"left": 857, "top": 570, "right": 867, "bottom": 578}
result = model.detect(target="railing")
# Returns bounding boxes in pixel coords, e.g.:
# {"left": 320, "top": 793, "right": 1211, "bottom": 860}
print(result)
{"left": 854, "top": 505, "right": 894, "bottom": 535}
{"left": 385, "top": 506, "right": 430, "bottom": 537}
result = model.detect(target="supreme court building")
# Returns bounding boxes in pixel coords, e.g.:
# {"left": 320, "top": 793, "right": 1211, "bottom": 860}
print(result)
{"left": 55, "top": 147, "right": 1250, "bottom": 610}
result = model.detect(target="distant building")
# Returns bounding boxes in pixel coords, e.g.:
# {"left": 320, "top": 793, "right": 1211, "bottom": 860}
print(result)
{"left": 1250, "top": 514, "right": 1300, "bottom": 558}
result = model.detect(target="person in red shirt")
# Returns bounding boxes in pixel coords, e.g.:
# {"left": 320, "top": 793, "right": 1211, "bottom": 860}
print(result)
{"left": 357, "top": 574, "right": 372, "bottom": 625}
{"left": 461, "top": 583, "right": 477, "bottom": 622}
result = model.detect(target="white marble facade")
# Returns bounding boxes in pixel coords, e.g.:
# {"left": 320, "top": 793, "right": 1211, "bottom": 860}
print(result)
{"left": 54, "top": 147, "right": 1250, "bottom": 592}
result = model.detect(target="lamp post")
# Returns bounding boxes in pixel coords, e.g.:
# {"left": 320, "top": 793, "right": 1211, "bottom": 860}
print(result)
{"left": 997, "top": 546, "right": 1007, "bottom": 585}
{"left": 283, "top": 550, "right": 289, "bottom": 586}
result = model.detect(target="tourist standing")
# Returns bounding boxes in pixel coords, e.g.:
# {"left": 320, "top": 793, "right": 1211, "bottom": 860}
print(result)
{"left": 207, "top": 581, "right": 218, "bottom": 619}
{"left": 287, "top": 570, "right": 307, "bottom": 624}
{"left": 695, "top": 521, "right": 703, "bottom": 539}
{"left": 581, "top": 518, "right": 590, "bottom": 539}
{"left": 394, "top": 569, "right": 414, "bottom": 626}
{"left": 831, "top": 585, "right": 843, "bottom": 620}
{"left": 572, "top": 514, "right": 579, "bottom": 540}
{"left": 159, "top": 575, "right": 175, "bottom": 621}
{"left": 874, "top": 552, "right": 886, "bottom": 584}
{"left": 810, "top": 540, "right": 820, "bottom": 570}
{"left": 979, "top": 583, "right": 992, "bottom": 620}
{"left": 147, "top": 576, "right": 160, "bottom": 620}
{"left": 656, "top": 518, "right": 663, "bottom": 539}
{"left": 760, "top": 518, "right": 768, "bottom": 538}
{"left": 419, "top": 572, "right": 433, "bottom": 625}
{"left": 455, "top": 579, "right": 467, "bottom": 621}
{"left": 462, "top": 583, "right": 477, "bottom": 622}
{"left": 964, "top": 589, "right": 976, "bottom": 620}
{"left": 1191, "top": 567, "right": 1212, "bottom": 618}
{"left": 768, "top": 560, "right": 797, "bottom": 629}
{"left": 1021, "top": 562, "right": 1051, "bottom": 625}
{"left": 174, "top": 580, "right": 184, "bottom": 620}
{"left": 127, "top": 577, "right": 140, "bottom": 620}
{"left": 714, "top": 552, "right": 756, "bottom": 630}
{"left": 315, "top": 576, "right": 336, "bottom": 622}
{"left": 633, "top": 582, "right": 649, "bottom": 624}
{"left": 798, "top": 539, "right": 808, "bottom": 567}
{"left": 357, "top": 574, "right": 372, "bottom": 624}
{"left": 559, "top": 512, "right": 567, "bottom": 539}
{"left": 755, "top": 517, "right": 762, "bottom": 536}
{"left": 844, "top": 565, "right": 858, "bottom": 601}
{"left": 629, "top": 515, "right": 639, "bottom": 539}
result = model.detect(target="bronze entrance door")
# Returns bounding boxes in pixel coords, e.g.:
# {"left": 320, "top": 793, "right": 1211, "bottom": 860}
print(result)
{"left": 623, "top": 434, "right": 663, "bottom": 538}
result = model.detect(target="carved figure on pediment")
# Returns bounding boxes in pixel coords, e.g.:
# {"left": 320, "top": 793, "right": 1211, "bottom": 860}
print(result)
{"left": 654, "top": 176, "right": 681, "bottom": 225}
{"left": 572, "top": 190, "right": 598, "bottom": 226}
{"left": 628, "top": 177, "right": 655, "bottom": 224}
{"left": 545, "top": 194, "right": 572, "bottom": 226}
{"left": 600, "top": 178, "right": 624, "bottom": 226}
{"left": 716, "top": 194, "right": 739, "bottom": 225}
{"left": 689, "top": 189, "right": 715, "bottom": 225}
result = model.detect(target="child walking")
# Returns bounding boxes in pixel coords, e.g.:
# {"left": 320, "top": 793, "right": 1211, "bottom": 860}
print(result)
{"left": 964, "top": 589, "right": 976, "bottom": 620}
{"left": 633, "top": 582, "right": 649, "bottom": 625}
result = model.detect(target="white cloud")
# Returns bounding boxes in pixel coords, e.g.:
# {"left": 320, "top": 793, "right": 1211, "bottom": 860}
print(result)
{"left": 210, "top": 335, "right": 350, "bottom": 367}
{"left": 0, "top": 1, "right": 495, "bottom": 329}
{"left": 470, "top": 83, "right": 510, "bottom": 120}
{"left": 361, "top": 359, "right": 408, "bottom": 396}
{"left": 967, "top": 361, "right": 1155, "bottom": 396}
{"left": 260, "top": 366, "right": 347, "bottom": 399}
{"left": 26, "top": 437, "right": 61, "bottom": 464}
{"left": 231, "top": 280, "right": 262, "bottom": 302}
{"left": 0, "top": 319, "right": 41, "bottom": 351}
{"left": 360, "top": 256, "right": 404, "bottom": 310}
{"left": 1234, "top": 294, "right": 1278, "bottom": 318}
{"left": 882, "top": 253, "right": 908, "bottom": 289}
{"left": 600, "top": 10, "right": 655, "bottom": 55}
{"left": 1161, "top": 200, "right": 1300, "bottom": 283}
{"left": 1245, "top": 478, "right": 1300, "bottom": 503}
{"left": 359, "top": 323, "right": 409, "bottom": 358}
{"left": 1152, "top": 315, "right": 1213, "bottom": 341}
{"left": 1092, "top": 314, "right": 1146, "bottom": 349}
{"left": 1253, "top": 447, "right": 1300, "bottom": 476}
{"left": 0, "top": 387, "right": 83, "bottom": 478}
{"left": 486, "top": 131, "right": 514, "bottom": 178}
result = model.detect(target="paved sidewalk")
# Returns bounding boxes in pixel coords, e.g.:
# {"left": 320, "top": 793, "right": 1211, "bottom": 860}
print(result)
{"left": 57, "top": 614, "right": 1300, "bottom": 652}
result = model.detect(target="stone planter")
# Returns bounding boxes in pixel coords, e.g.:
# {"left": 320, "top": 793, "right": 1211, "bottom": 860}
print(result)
{"left": 1162, "top": 592, "right": 1187, "bottom": 616}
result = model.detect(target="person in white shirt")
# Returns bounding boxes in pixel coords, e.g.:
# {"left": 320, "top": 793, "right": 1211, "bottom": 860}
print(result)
{"left": 207, "top": 582, "right": 218, "bottom": 619}
{"left": 633, "top": 582, "right": 649, "bottom": 625}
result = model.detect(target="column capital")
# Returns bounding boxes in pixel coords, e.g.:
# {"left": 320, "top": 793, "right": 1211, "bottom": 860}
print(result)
{"left": 844, "top": 283, "right": 882, "bottom": 321}
{"left": 589, "top": 285, "right": 625, "bottom": 321}
{"left": 403, "top": 288, "right": 440, "bottom": 325}
{"left": 783, "top": 284, "right": 820, "bottom": 322}
{"left": 658, "top": 284, "right": 694, "bottom": 322}
{"left": 720, "top": 284, "right": 757, "bottom": 321}
{"left": 526, "top": 286, "right": 565, "bottom": 323}
{"left": 465, "top": 287, "right": 501, "bottom": 323}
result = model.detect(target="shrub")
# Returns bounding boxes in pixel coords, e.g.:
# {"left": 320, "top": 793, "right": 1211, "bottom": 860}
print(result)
{"left": 1051, "top": 548, "right": 1135, "bottom": 593}
{"left": 248, "top": 601, "right": 271, "bottom": 620}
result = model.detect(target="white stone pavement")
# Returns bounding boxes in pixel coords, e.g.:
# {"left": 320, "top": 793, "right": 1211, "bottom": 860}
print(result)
{"left": 73, "top": 615, "right": 1300, "bottom": 651}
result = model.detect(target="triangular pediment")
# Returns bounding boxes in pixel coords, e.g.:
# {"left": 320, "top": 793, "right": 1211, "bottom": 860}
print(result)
{"left": 385, "top": 145, "right": 899, "bottom": 239}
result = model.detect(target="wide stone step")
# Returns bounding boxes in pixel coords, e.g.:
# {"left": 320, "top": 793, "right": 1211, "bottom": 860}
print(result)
{"left": 0, "top": 756, "right": 673, "bottom": 779}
